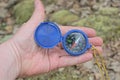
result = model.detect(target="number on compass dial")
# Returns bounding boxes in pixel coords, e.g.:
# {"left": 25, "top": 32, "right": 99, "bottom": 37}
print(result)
{"left": 65, "top": 32, "right": 86, "bottom": 53}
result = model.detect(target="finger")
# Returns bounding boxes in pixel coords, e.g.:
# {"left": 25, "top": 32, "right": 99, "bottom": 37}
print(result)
{"left": 53, "top": 46, "right": 69, "bottom": 56}
{"left": 58, "top": 50, "right": 69, "bottom": 56}
{"left": 27, "top": 0, "right": 45, "bottom": 27}
{"left": 57, "top": 37, "right": 103, "bottom": 49}
{"left": 59, "top": 46, "right": 102, "bottom": 57}
{"left": 59, "top": 26, "right": 96, "bottom": 37}
{"left": 89, "top": 37, "right": 103, "bottom": 46}
{"left": 58, "top": 52, "right": 93, "bottom": 68}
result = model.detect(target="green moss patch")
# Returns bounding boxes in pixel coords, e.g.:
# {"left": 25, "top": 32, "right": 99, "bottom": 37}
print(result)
{"left": 50, "top": 10, "right": 79, "bottom": 25}
{"left": 13, "top": 0, "right": 34, "bottom": 24}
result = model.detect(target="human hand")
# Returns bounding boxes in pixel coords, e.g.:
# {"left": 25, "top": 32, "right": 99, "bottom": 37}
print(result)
{"left": 0, "top": 0, "right": 103, "bottom": 79}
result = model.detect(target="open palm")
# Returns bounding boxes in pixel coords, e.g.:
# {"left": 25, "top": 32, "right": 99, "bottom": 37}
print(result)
{"left": 11, "top": 0, "right": 103, "bottom": 77}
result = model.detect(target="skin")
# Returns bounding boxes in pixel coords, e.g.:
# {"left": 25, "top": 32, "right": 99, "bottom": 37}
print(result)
{"left": 0, "top": 0, "right": 103, "bottom": 80}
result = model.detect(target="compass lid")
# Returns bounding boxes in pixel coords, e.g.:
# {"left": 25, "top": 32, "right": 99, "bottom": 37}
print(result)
{"left": 34, "top": 22, "right": 62, "bottom": 48}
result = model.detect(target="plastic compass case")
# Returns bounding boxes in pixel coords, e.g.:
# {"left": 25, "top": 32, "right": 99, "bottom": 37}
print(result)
{"left": 34, "top": 22, "right": 91, "bottom": 56}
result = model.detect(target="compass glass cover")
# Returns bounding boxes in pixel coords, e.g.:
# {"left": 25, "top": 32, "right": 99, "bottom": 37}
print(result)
{"left": 65, "top": 32, "right": 86, "bottom": 53}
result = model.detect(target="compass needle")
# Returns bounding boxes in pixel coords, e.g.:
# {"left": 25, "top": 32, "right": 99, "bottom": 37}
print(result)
{"left": 71, "top": 37, "right": 81, "bottom": 49}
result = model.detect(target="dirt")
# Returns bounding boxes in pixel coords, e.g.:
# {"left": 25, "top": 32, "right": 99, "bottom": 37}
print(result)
{"left": 0, "top": 0, "right": 120, "bottom": 80}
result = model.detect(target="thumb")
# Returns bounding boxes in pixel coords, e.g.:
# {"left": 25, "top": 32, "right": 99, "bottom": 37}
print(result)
{"left": 13, "top": 0, "right": 45, "bottom": 38}
{"left": 27, "top": 0, "right": 45, "bottom": 26}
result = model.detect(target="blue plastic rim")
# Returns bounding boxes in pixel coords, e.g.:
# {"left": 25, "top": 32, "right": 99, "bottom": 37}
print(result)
{"left": 62, "top": 29, "right": 91, "bottom": 56}
{"left": 34, "top": 22, "right": 62, "bottom": 48}
{"left": 34, "top": 22, "right": 91, "bottom": 56}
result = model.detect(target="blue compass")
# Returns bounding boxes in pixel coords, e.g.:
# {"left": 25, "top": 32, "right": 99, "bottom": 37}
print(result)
{"left": 34, "top": 22, "right": 91, "bottom": 56}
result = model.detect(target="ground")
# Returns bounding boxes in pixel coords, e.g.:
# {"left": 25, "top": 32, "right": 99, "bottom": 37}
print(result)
{"left": 0, "top": 0, "right": 120, "bottom": 80}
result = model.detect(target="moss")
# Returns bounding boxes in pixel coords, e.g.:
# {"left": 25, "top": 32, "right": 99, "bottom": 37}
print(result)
{"left": 13, "top": 0, "right": 34, "bottom": 24}
{"left": 72, "top": 15, "right": 120, "bottom": 42}
{"left": 13, "top": 0, "right": 58, "bottom": 24}
{"left": 97, "top": 7, "right": 119, "bottom": 16}
{"left": 0, "top": 35, "right": 12, "bottom": 43}
{"left": 24, "top": 67, "right": 90, "bottom": 80}
{"left": 41, "top": 0, "right": 57, "bottom": 5}
{"left": 50, "top": 10, "right": 79, "bottom": 25}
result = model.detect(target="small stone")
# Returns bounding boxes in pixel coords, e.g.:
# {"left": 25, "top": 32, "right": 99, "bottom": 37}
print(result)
{"left": 119, "top": 13, "right": 120, "bottom": 16}
{"left": 81, "top": 7, "right": 91, "bottom": 18}
{"left": 109, "top": 61, "right": 120, "bottom": 72}
{"left": 102, "top": 0, "right": 112, "bottom": 7}
{"left": 83, "top": 61, "right": 93, "bottom": 69}
{"left": 0, "top": 2, "right": 7, "bottom": 7}
{"left": 89, "top": 76, "right": 94, "bottom": 80}
{"left": 80, "top": 0, "right": 88, "bottom": 6}
{"left": 56, "top": 0, "right": 64, "bottom": 6}
{"left": 118, "top": 52, "right": 120, "bottom": 56}
{"left": 4, "top": 26, "right": 13, "bottom": 34}
{"left": 73, "top": 3, "right": 80, "bottom": 11}
{"left": 7, "top": 0, "right": 18, "bottom": 8}
{"left": 66, "top": 1, "right": 74, "bottom": 8}
{"left": 0, "top": 8, "right": 7, "bottom": 18}
{"left": 81, "top": 10, "right": 91, "bottom": 18}
{"left": 92, "top": 5, "right": 99, "bottom": 11}
{"left": 112, "top": 0, "right": 120, "bottom": 3}
{"left": 113, "top": 55, "right": 120, "bottom": 62}
{"left": 72, "top": 71, "right": 79, "bottom": 78}
{"left": 111, "top": 2, "right": 120, "bottom": 7}
{"left": 0, "top": 30, "right": 6, "bottom": 35}
{"left": 73, "top": 70, "right": 80, "bottom": 75}
{"left": 58, "top": 68, "right": 65, "bottom": 72}
{"left": 109, "top": 72, "right": 115, "bottom": 80}
{"left": 45, "top": 4, "right": 57, "bottom": 14}
{"left": 6, "top": 18, "right": 14, "bottom": 25}
{"left": 115, "top": 73, "right": 120, "bottom": 80}
{"left": 72, "top": 74, "right": 78, "bottom": 79}
{"left": 71, "top": 3, "right": 81, "bottom": 15}
{"left": 0, "top": 17, "right": 2, "bottom": 24}
{"left": 94, "top": 73, "right": 101, "bottom": 80}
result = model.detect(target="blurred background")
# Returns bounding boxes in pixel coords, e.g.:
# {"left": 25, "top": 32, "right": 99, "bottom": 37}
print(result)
{"left": 0, "top": 0, "right": 120, "bottom": 80}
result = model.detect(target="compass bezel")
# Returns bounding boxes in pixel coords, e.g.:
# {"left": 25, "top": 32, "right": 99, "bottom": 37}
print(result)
{"left": 62, "top": 29, "right": 91, "bottom": 56}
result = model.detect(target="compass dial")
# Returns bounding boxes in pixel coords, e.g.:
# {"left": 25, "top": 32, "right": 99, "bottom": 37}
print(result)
{"left": 65, "top": 32, "right": 86, "bottom": 53}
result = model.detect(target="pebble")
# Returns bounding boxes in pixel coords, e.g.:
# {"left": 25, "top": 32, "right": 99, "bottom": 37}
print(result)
{"left": 66, "top": 1, "right": 74, "bottom": 8}
{"left": 56, "top": 0, "right": 65, "bottom": 6}
{"left": 45, "top": 4, "right": 58, "bottom": 14}
{"left": 58, "top": 68, "right": 65, "bottom": 72}
{"left": 0, "top": 8, "right": 7, "bottom": 18}
{"left": 4, "top": 26, "right": 13, "bottom": 34}
{"left": 79, "top": 0, "right": 88, "bottom": 7}
{"left": 112, "top": 0, "right": 120, "bottom": 3}
{"left": 83, "top": 61, "right": 93, "bottom": 69}
{"left": 118, "top": 52, "right": 120, "bottom": 56}
{"left": 0, "top": 2, "right": 7, "bottom": 7}
{"left": 109, "top": 61, "right": 120, "bottom": 72}
{"left": 109, "top": 71, "right": 115, "bottom": 80}
{"left": 92, "top": 4, "right": 99, "bottom": 11}
{"left": 6, "top": 0, "right": 18, "bottom": 8}
{"left": 0, "top": 30, "right": 6, "bottom": 35}
{"left": 94, "top": 73, "right": 101, "bottom": 80}
{"left": 115, "top": 73, "right": 120, "bottom": 80}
